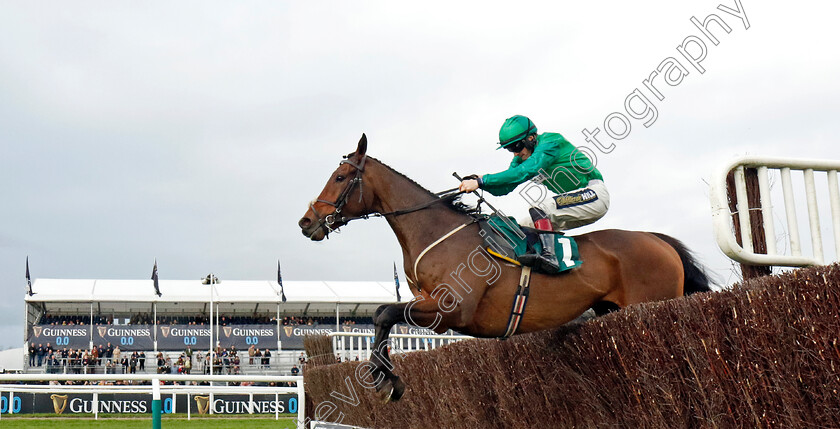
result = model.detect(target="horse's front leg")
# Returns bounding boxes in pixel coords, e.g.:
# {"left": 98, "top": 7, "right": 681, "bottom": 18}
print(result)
{"left": 371, "top": 297, "right": 454, "bottom": 402}
{"left": 370, "top": 303, "right": 406, "bottom": 402}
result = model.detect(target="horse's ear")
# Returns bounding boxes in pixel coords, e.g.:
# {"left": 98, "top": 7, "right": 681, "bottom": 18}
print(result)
{"left": 356, "top": 133, "right": 367, "bottom": 158}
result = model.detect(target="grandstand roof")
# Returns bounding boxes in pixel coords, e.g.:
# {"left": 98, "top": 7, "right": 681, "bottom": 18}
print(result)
{"left": 25, "top": 278, "right": 414, "bottom": 314}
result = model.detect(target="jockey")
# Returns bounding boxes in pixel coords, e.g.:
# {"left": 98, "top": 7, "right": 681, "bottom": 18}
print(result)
{"left": 459, "top": 115, "right": 609, "bottom": 273}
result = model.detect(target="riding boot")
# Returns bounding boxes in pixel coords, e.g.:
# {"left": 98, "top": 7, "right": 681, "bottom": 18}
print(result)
{"left": 516, "top": 232, "right": 541, "bottom": 267}
{"left": 537, "top": 232, "right": 560, "bottom": 274}
{"left": 516, "top": 208, "right": 560, "bottom": 273}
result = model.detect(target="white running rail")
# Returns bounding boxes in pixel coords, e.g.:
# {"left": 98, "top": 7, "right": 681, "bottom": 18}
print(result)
{"left": 0, "top": 373, "right": 304, "bottom": 426}
{"left": 330, "top": 332, "right": 472, "bottom": 362}
{"left": 710, "top": 156, "right": 840, "bottom": 266}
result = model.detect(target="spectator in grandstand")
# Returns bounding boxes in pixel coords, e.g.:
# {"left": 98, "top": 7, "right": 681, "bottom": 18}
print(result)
{"left": 298, "top": 352, "right": 306, "bottom": 365}
{"left": 47, "top": 353, "right": 59, "bottom": 374}
{"left": 254, "top": 349, "right": 262, "bottom": 368}
{"left": 91, "top": 346, "right": 99, "bottom": 366}
{"left": 176, "top": 355, "right": 185, "bottom": 373}
{"left": 165, "top": 356, "right": 173, "bottom": 374}
{"left": 68, "top": 349, "right": 77, "bottom": 373}
{"left": 185, "top": 345, "right": 192, "bottom": 365}
{"left": 139, "top": 351, "right": 146, "bottom": 371}
{"left": 36, "top": 343, "right": 45, "bottom": 366}
{"left": 106, "top": 342, "right": 114, "bottom": 359}
{"left": 130, "top": 352, "right": 138, "bottom": 374}
{"left": 185, "top": 354, "right": 192, "bottom": 374}
{"left": 97, "top": 344, "right": 105, "bottom": 365}
{"left": 262, "top": 349, "right": 271, "bottom": 368}
{"left": 221, "top": 349, "right": 230, "bottom": 373}
{"left": 106, "top": 359, "right": 115, "bottom": 374}
{"left": 87, "top": 352, "right": 96, "bottom": 374}
{"left": 28, "top": 342, "right": 35, "bottom": 366}
{"left": 232, "top": 354, "right": 240, "bottom": 375}
{"left": 61, "top": 348, "right": 69, "bottom": 371}
{"left": 121, "top": 355, "right": 129, "bottom": 374}
{"left": 113, "top": 345, "right": 121, "bottom": 363}
{"left": 248, "top": 344, "right": 256, "bottom": 365}
{"left": 290, "top": 364, "right": 299, "bottom": 376}
{"left": 74, "top": 349, "right": 82, "bottom": 374}
{"left": 156, "top": 352, "right": 165, "bottom": 373}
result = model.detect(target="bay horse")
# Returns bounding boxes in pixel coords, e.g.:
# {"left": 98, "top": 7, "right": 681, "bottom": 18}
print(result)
{"left": 298, "top": 134, "right": 711, "bottom": 401}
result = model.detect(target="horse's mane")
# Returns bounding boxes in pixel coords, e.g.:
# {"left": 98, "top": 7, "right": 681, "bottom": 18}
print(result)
{"left": 349, "top": 153, "right": 482, "bottom": 217}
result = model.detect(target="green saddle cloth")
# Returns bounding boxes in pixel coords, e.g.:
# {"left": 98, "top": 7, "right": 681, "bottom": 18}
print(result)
{"left": 481, "top": 215, "right": 582, "bottom": 273}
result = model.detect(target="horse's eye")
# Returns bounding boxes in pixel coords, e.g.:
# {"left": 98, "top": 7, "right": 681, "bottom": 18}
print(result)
{"left": 336, "top": 175, "right": 346, "bottom": 182}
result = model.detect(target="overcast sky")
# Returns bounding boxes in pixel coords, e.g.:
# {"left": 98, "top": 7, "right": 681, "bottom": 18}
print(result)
{"left": 2, "top": 0, "right": 839, "bottom": 350}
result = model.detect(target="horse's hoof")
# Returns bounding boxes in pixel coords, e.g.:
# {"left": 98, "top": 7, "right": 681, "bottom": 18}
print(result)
{"left": 390, "top": 376, "right": 406, "bottom": 401}
{"left": 378, "top": 376, "right": 405, "bottom": 403}
{"left": 383, "top": 384, "right": 395, "bottom": 403}
{"left": 377, "top": 378, "right": 395, "bottom": 403}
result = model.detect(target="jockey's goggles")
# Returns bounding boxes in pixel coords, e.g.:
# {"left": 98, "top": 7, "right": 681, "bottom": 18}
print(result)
{"left": 505, "top": 140, "right": 526, "bottom": 153}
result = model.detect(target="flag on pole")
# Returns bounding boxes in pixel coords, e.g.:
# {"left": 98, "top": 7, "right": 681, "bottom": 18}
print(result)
{"left": 277, "top": 260, "right": 287, "bottom": 303}
{"left": 25, "top": 256, "right": 34, "bottom": 296}
{"left": 151, "top": 259, "right": 161, "bottom": 296}
{"left": 393, "top": 262, "right": 402, "bottom": 301}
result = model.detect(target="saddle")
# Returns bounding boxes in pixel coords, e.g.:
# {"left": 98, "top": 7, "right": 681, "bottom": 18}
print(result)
{"left": 478, "top": 215, "right": 582, "bottom": 274}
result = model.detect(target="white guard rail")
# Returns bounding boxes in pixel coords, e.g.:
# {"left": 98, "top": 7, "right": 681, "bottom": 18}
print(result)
{"left": 330, "top": 332, "right": 472, "bottom": 362}
{"left": 0, "top": 373, "right": 304, "bottom": 427}
{"left": 710, "top": 156, "right": 840, "bottom": 266}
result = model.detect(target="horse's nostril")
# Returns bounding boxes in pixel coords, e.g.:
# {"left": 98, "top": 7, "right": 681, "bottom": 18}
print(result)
{"left": 299, "top": 217, "right": 312, "bottom": 228}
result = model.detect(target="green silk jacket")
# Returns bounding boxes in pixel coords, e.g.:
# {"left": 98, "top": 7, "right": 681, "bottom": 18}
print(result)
{"left": 481, "top": 132, "right": 602, "bottom": 196}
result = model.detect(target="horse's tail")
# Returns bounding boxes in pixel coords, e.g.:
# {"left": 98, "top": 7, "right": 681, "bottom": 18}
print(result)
{"left": 651, "top": 233, "right": 713, "bottom": 295}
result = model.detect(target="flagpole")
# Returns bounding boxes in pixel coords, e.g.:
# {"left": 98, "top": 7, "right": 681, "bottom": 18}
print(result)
{"left": 393, "top": 262, "right": 402, "bottom": 302}
{"left": 277, "top": 260, "right": 286, "bottom": 354}
{"left": 209, "top": 274, "right": 214, "bottom": 391}
{"left": 26, "top": 256, "right": 33, "bottom": 296}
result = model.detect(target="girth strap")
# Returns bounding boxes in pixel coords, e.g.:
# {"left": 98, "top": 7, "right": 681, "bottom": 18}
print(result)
{"left": 502, "top": 266, "right": 532, "bottom": 338}
{"left": 412, "top": 222, "right": 472, "bottom": 284}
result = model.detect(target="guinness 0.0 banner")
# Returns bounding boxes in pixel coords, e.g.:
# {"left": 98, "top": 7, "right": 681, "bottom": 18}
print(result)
{"left": 157, "top": 325, "right": 211, "bottom": 350}
{"left": 278, "top": 324, "right": 439, "bottom": 349}
{"left": 219, "top": 325, "right": 277, "bottom": 350}
{"left": 28, "top": 323, "right": 446, "bottom": 351}
{"left": 0, "top": 391, "right": 297, "bottom": 415}
{"left": 158, "top": 325, "right": 281, "bottom": 350}
{"left": 93, "top": 325, "right": 154, "bottom": 351}
{"left": 27, "top": 325, "right": 90, "bottom": 349}
{"left": 280, "top": 325, "right": 336, "bottom": 349}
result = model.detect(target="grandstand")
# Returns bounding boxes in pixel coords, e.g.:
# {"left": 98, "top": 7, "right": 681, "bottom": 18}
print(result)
{"left": 20, "top": 276, "right": 416, "bottom": 377}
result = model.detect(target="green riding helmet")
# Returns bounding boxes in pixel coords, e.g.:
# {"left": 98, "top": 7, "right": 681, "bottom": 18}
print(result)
{"left": 497, "top": 115, "right": 537, "bottom": 150}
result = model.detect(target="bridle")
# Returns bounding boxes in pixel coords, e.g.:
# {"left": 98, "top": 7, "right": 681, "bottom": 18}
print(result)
{"left": 307, "top": 153, "right": 368, "bottom": 237}
{"left": 307, "top": 153, "right": 464, "bottom": 238}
